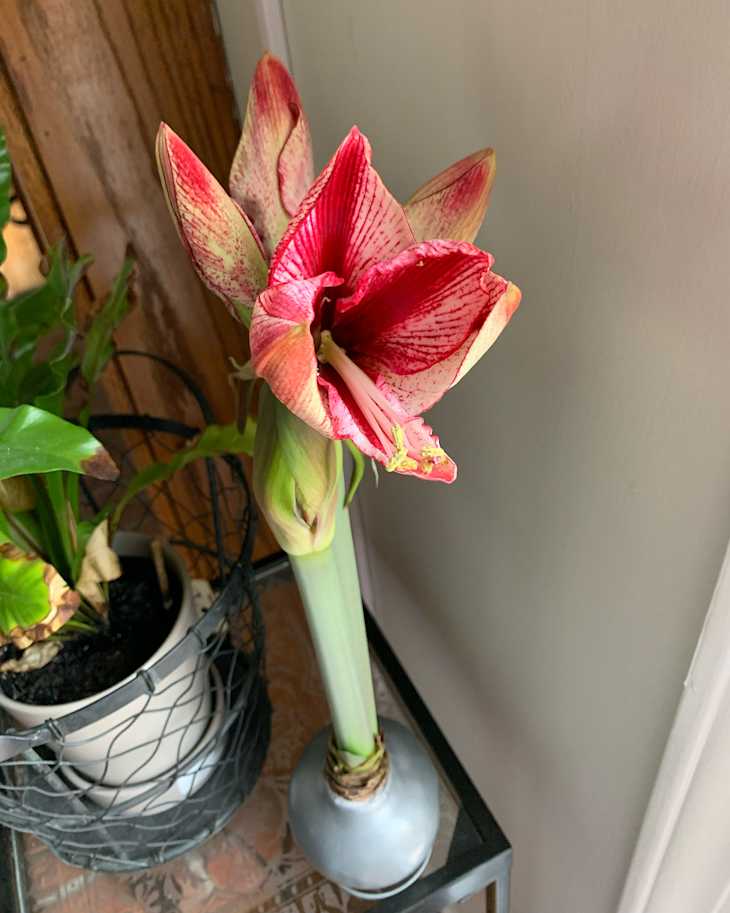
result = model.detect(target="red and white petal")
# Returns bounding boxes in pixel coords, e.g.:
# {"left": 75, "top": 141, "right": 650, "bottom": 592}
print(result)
{"left": 395, "top": 419, "right": 457, "bottom": 482}
{"left": 451, "top": 280, "right": 521, "bottom": 385}
{"left": 157, "top": 124, "right": 267, "bottom": 316}
{"left": 229, "top": 53, "right": 314, "bottom": 257}
{"left": 332, "top": 240, "right": 494, "bottom": 370}
{"left": 250, "top": 273, "right": 342, "bottom": 436}
{"left": 318, "top": 367, "right": 457, "bottom": 483}
{"left": 269, "top": 127, "right": 414, "bottom": 290}
{"left": 333, "top": 240, "right": 519, "bottom": 414}
{"left": 373, "top": 278, "right": 520, "bottom": 414}
{"left": 404, "top": 149, "right": 495, "bottom": 243}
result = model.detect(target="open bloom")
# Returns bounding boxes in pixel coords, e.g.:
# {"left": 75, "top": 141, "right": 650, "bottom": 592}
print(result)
{"left": 156, "top": 54, "right": 519, "bottom": 482}
{"left": 249, "top": 128, "right": 520, "bottom": 482}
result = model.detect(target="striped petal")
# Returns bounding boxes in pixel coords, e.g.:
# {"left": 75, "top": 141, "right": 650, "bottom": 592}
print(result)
{"left": 317, "top": 367, "right": 457, "bottom": 482}
{"left": 269, "top": 127, "right": 414, "bottom": 290}
{"left": 229, "top": 53, "right": 314, "bottom": 257}
{"left": 250, "top": 273, "right": 341, "bottom": 436}
{"left": 157, "top": 124, "right": 267, "bottom": 320}
{"left": 333, "top": 240, "right": 520, "bottom": 414}
{"left": 405, "top": 149, "right": 495, "bottom": 243}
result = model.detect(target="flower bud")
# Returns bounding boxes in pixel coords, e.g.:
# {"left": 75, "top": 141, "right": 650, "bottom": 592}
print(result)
{"left": 253, "top": 386, "right": 342, "bottom": 556}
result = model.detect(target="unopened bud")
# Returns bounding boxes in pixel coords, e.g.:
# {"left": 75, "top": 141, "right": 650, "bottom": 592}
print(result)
{"left": 253, "top": 386, "right": 342, "bottom": 556}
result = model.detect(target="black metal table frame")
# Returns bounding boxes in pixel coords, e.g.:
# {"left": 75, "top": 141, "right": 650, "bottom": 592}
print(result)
{"left": 0, "top": 553, "right": 511, "bottom": 913}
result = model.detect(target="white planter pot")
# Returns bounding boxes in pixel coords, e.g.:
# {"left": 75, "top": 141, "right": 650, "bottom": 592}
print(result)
{"left": 0, "top": 532, "right": 212, "bottom": 787}
{"left": 62, "top": 664, "right": 225, "bottom": 817}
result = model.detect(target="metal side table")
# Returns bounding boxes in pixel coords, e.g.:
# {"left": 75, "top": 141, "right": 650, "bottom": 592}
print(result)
{"left": 0, "top": 554, "right": 511, "bottom": 913}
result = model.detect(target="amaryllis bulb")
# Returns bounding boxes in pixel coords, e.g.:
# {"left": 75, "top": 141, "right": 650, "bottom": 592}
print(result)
{"left": 253, "top": 385, "right": 342, "bottom": 556}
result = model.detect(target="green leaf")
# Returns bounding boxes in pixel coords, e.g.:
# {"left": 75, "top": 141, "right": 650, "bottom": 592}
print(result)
{"left": 240, "top": 412, "right": 256, "bottom": 456}
{"left": 0, "top": 130, "right": 11, "bottom": 269}
{"left": 27, "top": 475, "right": 68, "bottom": 577}
{"left": 0, "top": 508, "right": 43, "bottom": 555}
{"left": 0, "top": 405, "right": 118, "bottom": 482}
{"left": 107, "top": 423, "right": 254, "bottom": 525}
{"left": 0, "top": 544, "right": 79, "bottom": 647}
{"left": 16, "top": 350, "right": 79, "bottom": 416}
{"left": 0, "top": 243, "right": 91, "bottom": 411}
{"left": 11, "top": 245, "right": 90, "bottom": 336}
{"left": 81, "top": 257, "right": 135, "bottom": 387}
{"left": 43, "top": 472, "right": 75, "bottom": 580}
{"left": 344, "top": 440, "right": 365, "bottom": 506}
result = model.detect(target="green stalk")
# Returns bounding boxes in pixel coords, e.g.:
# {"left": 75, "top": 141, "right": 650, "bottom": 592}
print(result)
{"left": 290, "top": 538, "right": 378, "bottom": 766}
{"left": 59, "top": 616, "right": 96, "bottom": 635}
{"left": 332, "top": 497, "right": 378, "bottom": 734}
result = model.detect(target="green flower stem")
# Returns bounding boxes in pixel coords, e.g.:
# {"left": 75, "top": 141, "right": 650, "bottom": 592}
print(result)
{"left": 331, "top": 499, "right": 378, "bottom": 734}
{"left": 290, "top": 534, "right": 378, "bottom": 767}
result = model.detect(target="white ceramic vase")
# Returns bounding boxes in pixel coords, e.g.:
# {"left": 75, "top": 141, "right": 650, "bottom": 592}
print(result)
{"left": 0, "top": 532, "right": 212, "bottom": 787}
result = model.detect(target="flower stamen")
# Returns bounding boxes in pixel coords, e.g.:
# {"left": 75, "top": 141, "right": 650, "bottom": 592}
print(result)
{"left": 318, "top": 331, "right": 424, "bottom": 470}
{"left": 385, "top": 426, "right": 418, "bottom": 473}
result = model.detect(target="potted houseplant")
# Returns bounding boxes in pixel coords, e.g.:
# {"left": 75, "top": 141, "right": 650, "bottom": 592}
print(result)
{"left": 0, "top": 132, "right": 254, "bottom": 800}
{"left": 156, "top": 53, "right": 520, "bottom": 895}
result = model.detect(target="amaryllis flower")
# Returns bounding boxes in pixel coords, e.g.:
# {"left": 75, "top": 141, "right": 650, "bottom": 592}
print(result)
{"left": 249, "top": 128, "right": 520, "bottom": 483}
{"left": 156, "top": 54, "right": 519, "bottom": 482}
{"left": 156, "top": 53, "right": 313, "bottom": 319}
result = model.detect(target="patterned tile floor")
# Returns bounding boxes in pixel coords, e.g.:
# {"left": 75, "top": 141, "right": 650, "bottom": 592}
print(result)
{"left": 13, "top": 575, "right": 459, "bottom": 913}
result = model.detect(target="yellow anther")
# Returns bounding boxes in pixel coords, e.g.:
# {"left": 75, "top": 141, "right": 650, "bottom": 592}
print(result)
{"left": 417, "top": 445, "right": 446, "bottom": 474}
{"left": 386, "top": 455, "right": 418, "bottom": 472}
{"left": 420, "top": 446, "right": 446, "bottom": 462}
{"left": 385, "top": 425, "right": 418, "bottom": 473}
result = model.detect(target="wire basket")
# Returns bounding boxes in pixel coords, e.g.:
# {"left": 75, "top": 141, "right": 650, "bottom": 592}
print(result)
{"left": 0, "top": 352, "right": 271, "bottom": 872}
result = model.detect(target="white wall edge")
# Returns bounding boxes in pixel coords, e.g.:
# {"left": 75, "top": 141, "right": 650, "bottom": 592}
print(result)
{"left": 254, "top": 0, "right": 291, "bottom": 68}
{"left": 617, "top": 536, "right": 730, "bottom": 912}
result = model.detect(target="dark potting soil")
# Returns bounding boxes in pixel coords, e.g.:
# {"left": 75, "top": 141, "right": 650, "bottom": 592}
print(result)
{"left": 0, "top": 555, "right": 182, "bottom": 706}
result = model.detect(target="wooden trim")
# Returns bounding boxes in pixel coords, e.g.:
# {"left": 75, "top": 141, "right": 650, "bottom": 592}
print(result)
{"left": 0, "top": 0, "right": 277, "bottom": 561}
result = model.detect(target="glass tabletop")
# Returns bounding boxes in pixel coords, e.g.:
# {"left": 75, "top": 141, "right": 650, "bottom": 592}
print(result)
{"left": 2, "top": 559, "right": 509, "bottom": 913}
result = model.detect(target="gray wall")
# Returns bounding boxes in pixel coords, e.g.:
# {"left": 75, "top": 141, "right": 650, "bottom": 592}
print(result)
{"left": 279, "top": 2, "right": 730, "bottom": 912}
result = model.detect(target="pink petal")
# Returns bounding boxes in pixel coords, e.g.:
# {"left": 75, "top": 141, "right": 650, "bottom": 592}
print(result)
{"left": 318, "top": 369, "right": 456, "bottom": 482}
{"left": 333, "top": 240, "right": 520, "bottom": 414}
{"left": 250, "top": 273, "right": 342, "bottom": 436}
{"left": 452, "top": 280, "right": 521, "bottom": 385}
{"left": 376, "top": 279, "right": 520, "bottom": 413}
{"left": 269, "top": 127, "right": 414, "bottom": 290}
{"left": 405, "top": 149, "right": 495, "bottom": 243}
{"left": 229, "top": 53, "right": 314, "bottom": 257}
{"left": 156, "top": 124, "right": 267, "bottom": 318}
